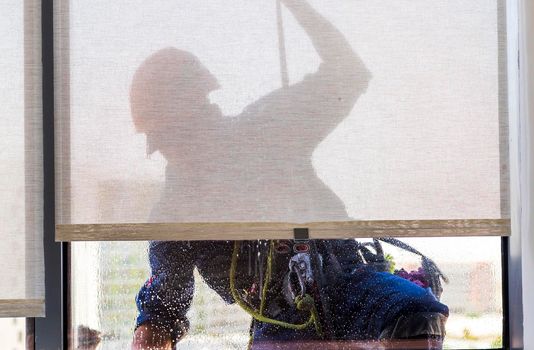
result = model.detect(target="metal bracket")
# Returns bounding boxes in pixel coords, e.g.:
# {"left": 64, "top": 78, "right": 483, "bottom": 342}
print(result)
{"left": 293, "top": 227, "right": 309, "bottom": 241}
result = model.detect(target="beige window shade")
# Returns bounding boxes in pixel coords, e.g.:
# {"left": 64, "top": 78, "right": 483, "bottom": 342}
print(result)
{"left": 0, "top": 0, "right": 45, "bottom": 317}
{"left": 55, "top": 0, "right": 510, "bottom": 241}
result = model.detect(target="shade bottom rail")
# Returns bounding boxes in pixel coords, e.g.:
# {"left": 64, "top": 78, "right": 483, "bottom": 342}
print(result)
{"left": 56, "top": 219, "right": 510, "bottom": 241}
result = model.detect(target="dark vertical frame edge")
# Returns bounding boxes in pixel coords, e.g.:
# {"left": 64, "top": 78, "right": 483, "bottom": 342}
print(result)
{"left": 502, "top": 237, "right": 511, "bottom": 349}
{"left": 34, "top": 0, "right": 68, "bottom": 349}
{"left": 499, "top": 1, "right": 512, "bottom": 349}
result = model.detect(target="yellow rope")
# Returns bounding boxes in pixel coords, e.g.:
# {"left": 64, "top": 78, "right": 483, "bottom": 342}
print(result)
{"left": 259, "top": 241, "right": 274, "bottom": 316}
{"left": 230, "top": 241, "right": 320, "bottom": 332}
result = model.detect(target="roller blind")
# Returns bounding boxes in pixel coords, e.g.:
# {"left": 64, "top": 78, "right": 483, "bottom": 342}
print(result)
{"left": 0, "top": 0, "right": 45, "bottom": 317}
{"left": 55, "top": 0, "right": 510, "bottom": 241}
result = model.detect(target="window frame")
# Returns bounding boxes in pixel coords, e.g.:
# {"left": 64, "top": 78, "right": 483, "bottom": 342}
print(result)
{"left": 32, "top": 0, "right": 531, "bottom": 349}
{"left": 33, "top": 0, "right": 68, "bottom": 348}
{"left": 509, "top": 0, "right": 534, "bottom": 349}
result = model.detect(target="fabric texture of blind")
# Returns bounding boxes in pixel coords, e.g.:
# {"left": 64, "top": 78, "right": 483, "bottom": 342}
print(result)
{"left": 55, "top": 0, "right": 510, "bottom": 240}
{"left": 0, "top": 0, "right": 45, "bottom": 317}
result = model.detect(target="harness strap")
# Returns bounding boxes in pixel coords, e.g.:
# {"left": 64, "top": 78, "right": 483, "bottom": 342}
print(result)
{"left": 229, "top": 241, "right": 321, "bottom": 333}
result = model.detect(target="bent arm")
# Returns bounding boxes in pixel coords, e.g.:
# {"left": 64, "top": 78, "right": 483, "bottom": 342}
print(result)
{"left": 132, "top": 241, "right": 195, "bottom": 349}
{"left": 237, "top": 0, "right": 370, "bottom": 146}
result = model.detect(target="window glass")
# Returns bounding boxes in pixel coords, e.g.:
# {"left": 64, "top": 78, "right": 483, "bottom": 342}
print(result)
{"left": 70, "top": 237, "right": 502, "bottom": 349}
{"left": 0, "top": 318, "right": 28, "bottom": 350}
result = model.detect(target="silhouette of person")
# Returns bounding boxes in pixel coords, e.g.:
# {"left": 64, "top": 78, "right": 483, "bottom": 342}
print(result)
{"left": 129, "top": 0, "right": 369, "bottom": 223}
{"left": 131, "top": 0, "right": 448, "bottom": 349}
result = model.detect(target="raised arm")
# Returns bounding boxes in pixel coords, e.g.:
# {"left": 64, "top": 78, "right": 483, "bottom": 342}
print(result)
{"left": 236, "top": 0, "right": 370, "bottom": 149}
{"left": 280, "top": 0, "right": 366, "bottom": 73}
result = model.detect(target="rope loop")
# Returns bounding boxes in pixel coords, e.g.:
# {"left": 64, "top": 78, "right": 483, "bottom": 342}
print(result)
{"left": 230, "top": 241, "right": 323, "bottom": 336}
{"left": 295, "top": 294, "right": 315, "bottom": 312}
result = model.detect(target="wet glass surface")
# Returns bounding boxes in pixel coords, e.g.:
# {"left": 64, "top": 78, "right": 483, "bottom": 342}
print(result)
{"left": 0, "top": 318, "right": 28, "bottom": 350}
{"left": 70, "top": 237, "right": 503, "bottom": 349}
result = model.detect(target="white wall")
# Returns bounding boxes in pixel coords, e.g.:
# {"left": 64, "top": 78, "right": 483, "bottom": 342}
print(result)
{"left": 521, "top": 0, "right": 534, "bottom": 348}
{"left": 519, "top": 0, "right": 534, "bottom": 349}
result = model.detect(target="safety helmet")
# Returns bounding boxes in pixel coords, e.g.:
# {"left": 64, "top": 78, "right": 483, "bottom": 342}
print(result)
{"left": 130, "top": 47, "right": 219, "bottom": 133}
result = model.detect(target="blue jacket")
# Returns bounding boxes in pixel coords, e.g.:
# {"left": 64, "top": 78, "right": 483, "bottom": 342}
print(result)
{"left": 136, "top": 239, "right": 448, "bottom": 342}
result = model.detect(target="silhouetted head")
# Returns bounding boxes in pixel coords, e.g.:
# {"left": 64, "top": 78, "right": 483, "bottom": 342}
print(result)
{"left": 130, "top": 47, "right": 219, "bottom": 158}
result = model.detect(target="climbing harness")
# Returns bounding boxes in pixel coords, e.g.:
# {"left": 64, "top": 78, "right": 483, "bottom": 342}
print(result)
{"left": 230, "top": 241, "right": 322, "bottom": 334}
{"left": 229, "top": 237, "right": 448, "bottom": 349}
